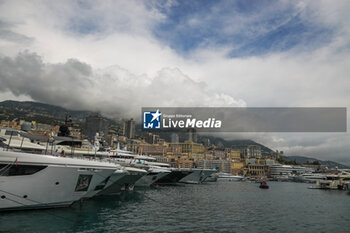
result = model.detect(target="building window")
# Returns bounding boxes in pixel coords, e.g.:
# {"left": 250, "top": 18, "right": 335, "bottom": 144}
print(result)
{"left": 4, "top": 130, "right": 18, "bottom": 136}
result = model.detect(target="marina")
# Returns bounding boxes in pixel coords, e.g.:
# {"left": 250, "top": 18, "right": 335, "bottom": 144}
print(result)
{"left": 1, "top": 144, "right": 350, "bottom": 233}
{"left": 1, "top": 182, "right": 350, "bottom": 233}
{"left": 1, "top": 128, "right": 350, "bottom": 213}
{"left": 0, "top": 149, "right": 216, "bottom": 210}
{"left": 0, "top": 1, "right": 349, "bottom": 232}
{"left": 1, "top": 126, "right": 350, "bottom": 233}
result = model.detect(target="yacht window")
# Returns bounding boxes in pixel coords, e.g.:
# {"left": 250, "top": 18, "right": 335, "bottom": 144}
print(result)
{"left": 57, "top": 141, "right": 82, "bottom": 147}
{"left": 5, "top": 131, "right": 18, "bottom": 136}
{"left": 75, "top": 174, "right": 92, "bottom": 192}
{"left": 94, "top": 177, "right": 110, "bottom": 191}
{"left": 148, "top": 172, "right": 159, "bottom": 176}
{"left": 0, "top": 164, "right": 47, "bottom": 176}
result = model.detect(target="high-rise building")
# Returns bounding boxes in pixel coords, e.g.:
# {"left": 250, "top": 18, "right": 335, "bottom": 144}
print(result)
{"left": 188, "top": 128, "right": 197, "bottom": 143}
{"left": 85, "top": 114, "right": 109, "bottom": 139}
{"left": 143, "top": 132, "right": 160, "bottom": 144}
{"left": 168, "top": 142, "right": 205, "bottom": 155}
{"left": 197, "top": 159, "right": 231, "bottom": 173}
{"left": 229, "top": 150, "right": 241, "bottom": 161}
{"left": 200, "top": 137, "right": 211, "bottom": 147}
{"left": 231, "top": 145, "right": 262, "bottom": 159}
{"left": 123, "top": 118, "right": 135, "bottom": 139}
{"left": 171, "top": 133, "right": 179, "bottom": 143}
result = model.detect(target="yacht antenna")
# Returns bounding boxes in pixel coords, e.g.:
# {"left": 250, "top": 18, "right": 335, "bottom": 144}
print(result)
{"left": 20, "top": 136, "right": 24, "bottom": 150}
{"left": 6, "top": 130, "right": 14, "bottom": 151}
{"left": 71, "top": 136, "right": 74, "bottom": 156}
{"left": 45, "top": 137, "right": 49, "bottom": 155}
{"left": 50, "top": 137, "right": 54, "bottom": 155}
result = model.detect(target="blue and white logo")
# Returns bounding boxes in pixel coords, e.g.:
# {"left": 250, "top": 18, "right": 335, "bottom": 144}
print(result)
{"left": 143, "top": 109, "right": 162, "bottom": 129}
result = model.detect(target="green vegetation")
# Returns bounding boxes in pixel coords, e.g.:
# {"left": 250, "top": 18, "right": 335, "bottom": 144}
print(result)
{"left": 277, "top": 158, "right": 301, "bottom": 165}
{"left": 305, "top": 160, "right": 321, "bottom": 165}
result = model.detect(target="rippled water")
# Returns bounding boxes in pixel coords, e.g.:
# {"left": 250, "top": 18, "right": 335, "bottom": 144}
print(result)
{"left": 1, "top": 182, "right": 350, "bottom": 233}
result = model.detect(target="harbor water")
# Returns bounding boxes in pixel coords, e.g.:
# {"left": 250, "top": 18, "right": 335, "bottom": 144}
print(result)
{"left": 1, "top": 182, "right": 350, "bottom": 233}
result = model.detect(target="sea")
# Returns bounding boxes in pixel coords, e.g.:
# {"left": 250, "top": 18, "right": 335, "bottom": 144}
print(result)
{"left": 1, "top": 182, "right": 350, "bottom": 233}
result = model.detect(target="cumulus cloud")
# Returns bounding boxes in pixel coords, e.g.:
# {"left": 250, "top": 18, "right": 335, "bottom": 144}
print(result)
{"left": 0, "top": 52, "right": 246, "bottom": 118}
{"left": 0, "top": 0, "right": 350, "bottom": 165}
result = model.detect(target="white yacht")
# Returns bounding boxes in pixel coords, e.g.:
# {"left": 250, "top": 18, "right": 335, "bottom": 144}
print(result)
{"left": 106, "top": 147, "right": 216, "bottom": 185}
{"left": 310, "top": 178, "right": 342, "bottom": 190}
{"left": 116, "top": 157, "right": 193, "bottom": 185}
{"left": 103, "top": 169, "right": 129, "bottom": 191}
{"left": 134, "top": 166, "right": 171, "bottom": 187}
{"left": 0, "top": 128, "right": 46, "bottom": 153}
{"left": 43, "top": 142, "right": 150, "bottom": 192}
{"left": 270, "top": 164, "right": 313, "bottom": 177}
{"left": 105, "top": 158, "right": 169, "bottom": 188}
{"left": 179, "top": 168, "right": 217, "bottom": 184}
{"left": 216, "top": 172, "right": 244, "bottom": 181}
{"left": 0, "top": 150, "right": 118, "bottom": 211}
{"left": 309, "top": 171, "right": 350, "bottom": 190}
{"left": 155, "top": 168, "right": 193, "bottom": 184}
{"left": 98, "top": 166, "right": 147, "bottom": 195}
{"left": 205, "top": 173, "right": 218, "bottom": 182}
{"left": 0, "top": 132, "right": 144, "bottom": 197}
{"left": 299, "top": 173, "right": 327, "bottom": 183}
{"left": 125, "top": 156, "right": 215, "bottom": 185}
{"left": 137, "top": 161, "right": 215, "bottom": 185}
{"left": 46, "top": 137, "right": 106, "bottom": 157}
{"left": 107, "top": 149, "right": 174, "bottom": 187}
{"left": 82, "top": 163, "right": 128, "bottom": 198}
{"left": 132, "top": 159, "right": 212, "bottom": 185}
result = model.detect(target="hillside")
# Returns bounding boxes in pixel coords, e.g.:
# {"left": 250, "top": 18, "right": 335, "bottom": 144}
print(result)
{"left": 0, "top": 100, "right": 94, "bottom": 122}
{"left": 281, "top": 155, "right": 349, "bottom": 169}
{"left": 199, "top": 136, "right": 274, "bottom": 155}
{"left": 152, "top": 131, "right": 274, "bottom": 155}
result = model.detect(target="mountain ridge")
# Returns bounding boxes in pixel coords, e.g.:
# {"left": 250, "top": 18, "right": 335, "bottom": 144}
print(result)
{"left": 0, "top": 100, "right": 94, "bottom": 122}
{"left": 281, "top": 155, "right": 349, "bottom": 169}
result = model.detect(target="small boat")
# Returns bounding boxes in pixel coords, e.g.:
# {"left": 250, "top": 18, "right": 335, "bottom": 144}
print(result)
{"left": 259, "top": 181, "right": 269, "bottom": 189}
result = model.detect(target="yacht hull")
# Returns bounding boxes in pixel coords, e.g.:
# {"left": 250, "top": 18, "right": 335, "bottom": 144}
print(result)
{"left": 204, "top": 173, "right": 218, "bottom": 182}
{"left": 99, "top": 171, "right": 145, "bottom": 195}
{"left": 155, "top": 170, "right": 192, "bottom": 185}
{"left": 95, "top": 170, "right": 126, "bottom": 196}
{"left": 135, "top": 171, "right": 170, "bottom": 187}
{"left": 0, "top": 165, "right": 115, "bottom": 211}
{"left": 0, "top": 151, "right": 117, "bottom": 211}
{"left": 179, "top": 169, "right": 216, "bottom": 184}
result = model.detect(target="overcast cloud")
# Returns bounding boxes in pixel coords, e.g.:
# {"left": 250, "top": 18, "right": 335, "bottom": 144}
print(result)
{"left": 0, "top": 0, "right": 349, "bottom": 165}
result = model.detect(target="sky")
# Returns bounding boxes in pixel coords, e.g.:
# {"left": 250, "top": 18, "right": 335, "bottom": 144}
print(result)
{"left": 0, "top": 0, "right": 350, "bottom": 165}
